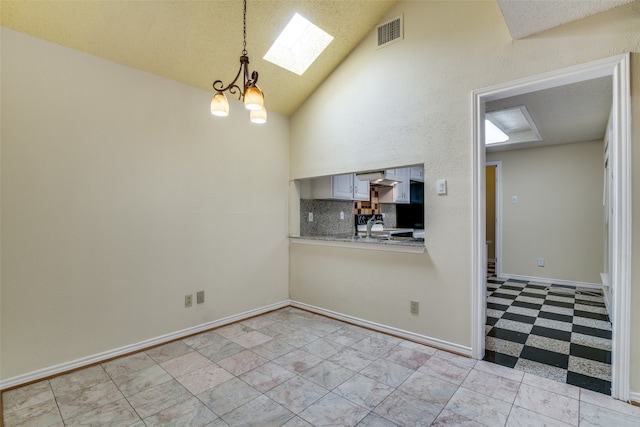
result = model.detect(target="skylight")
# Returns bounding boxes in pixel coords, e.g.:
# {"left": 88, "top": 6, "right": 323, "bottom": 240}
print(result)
{"left": 485, "top": 105, "right": 542, "bottom": 146}
{"left": 485, "top": 119, "right": 509, "bottom": 144}
{"left": 263, "top": 13, "right": 333, "bottom": 75}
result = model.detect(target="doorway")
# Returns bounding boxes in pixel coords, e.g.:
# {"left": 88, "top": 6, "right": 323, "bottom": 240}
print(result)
{"left": 472, "top": 54, "right": 632, "bottom": 401}
{"left": 485, "top": 163, "right": 500, "bottom": 276}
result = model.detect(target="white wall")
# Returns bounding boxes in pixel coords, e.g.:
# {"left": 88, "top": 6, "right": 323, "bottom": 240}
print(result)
{"left": 487, "top": 141, "right": 605, "bottom": 284}
{"left": 289, "top": 0, "right": 640, "bottom": 390}
{"left": 0, "top": 28, "right": 290, "bottom": 380}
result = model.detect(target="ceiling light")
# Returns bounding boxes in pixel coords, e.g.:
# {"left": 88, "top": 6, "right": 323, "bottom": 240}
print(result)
{"left": 485, "top": 119, "right": 509, "bottom": 144}
{"left": 263, "top": 13, "right": 333, "bottom": 75}
{"left": 210, "top": 0, "right": 266, "bottom": 123}
{"left": 485, "top": 105, "right": 542, "bottom": 145}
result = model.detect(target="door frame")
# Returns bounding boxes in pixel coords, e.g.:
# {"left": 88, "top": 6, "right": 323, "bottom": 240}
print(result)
{"left": 471, "top": 54, "right": 632, "bottom": 400}
{"left": 485, "top": 162, "right": 501, "bottom": 277}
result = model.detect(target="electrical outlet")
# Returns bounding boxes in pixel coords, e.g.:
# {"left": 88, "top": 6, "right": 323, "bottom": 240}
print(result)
{"left": 537, "top": 257, "right": 545, "bottom": 267}
{"left": 197, "top": 291, "right": 205, "bottom": 304}
{"left": 308, "top": 212, "right": 313, "bottom": 222}
{"left": 410, "top": 300, "right": 419, "bottom": 314}
{"left": 340, "top": 211, "right": 345, "bottom": 220}
{"left": 185, "top": 294, "right": 193, "bottom": 307}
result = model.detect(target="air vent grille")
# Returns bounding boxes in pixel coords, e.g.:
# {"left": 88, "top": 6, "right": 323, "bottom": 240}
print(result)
{"left": 377, "top": 16, "right": 403, "bottom": 47}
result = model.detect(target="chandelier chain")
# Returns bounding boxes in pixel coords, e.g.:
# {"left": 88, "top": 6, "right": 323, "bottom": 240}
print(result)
{"left": 242, "top": 0, "right": 247, "bottom": 55}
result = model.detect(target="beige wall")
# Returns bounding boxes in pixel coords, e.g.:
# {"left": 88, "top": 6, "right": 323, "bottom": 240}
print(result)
{"left": 487, "top": 141, "right": 604, "bottom": 284}
{"left": 1, "top": 28, "right": 290, "bottom": 380}
{"left": 289, "top": 1, "right": 640, "bottom": 390}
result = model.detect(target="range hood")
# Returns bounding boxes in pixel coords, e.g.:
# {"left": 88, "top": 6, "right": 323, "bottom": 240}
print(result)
{"left": 356, "top": 171, "right": 400, "bottom": 186}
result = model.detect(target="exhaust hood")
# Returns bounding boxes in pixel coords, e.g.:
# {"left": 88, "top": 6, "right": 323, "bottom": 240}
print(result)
{"left": 356, "top": 171, "right": 400, "bottom": 186}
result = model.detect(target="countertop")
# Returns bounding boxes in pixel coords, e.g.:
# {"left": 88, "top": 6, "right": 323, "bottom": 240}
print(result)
{"left": 290, "top": 231, "right": 425, "bottom": 251}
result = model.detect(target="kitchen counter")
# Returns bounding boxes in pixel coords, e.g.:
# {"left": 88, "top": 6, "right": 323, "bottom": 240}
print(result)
{"left": 290, "top": 232, "right": 425, "bottom": 253}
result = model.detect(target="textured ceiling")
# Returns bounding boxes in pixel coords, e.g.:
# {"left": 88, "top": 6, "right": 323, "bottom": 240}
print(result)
{"left": 497, "top": 0, "right": 635, "bottom": 39}
{"left": 1, "top": 1, "right": 634, "bottom": 116}
{"left": 486, "top": 76, "right": 613, "bottom": 152}
{"left": 1, "top": 0, "right": 397, "bottom": 116}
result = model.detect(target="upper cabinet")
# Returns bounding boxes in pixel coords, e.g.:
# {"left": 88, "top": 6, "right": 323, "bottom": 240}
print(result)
{"left": 311, "top": 174, "right": 370, "bottom": 201}
{"left": 352, "top": 176, "right": 370, "bottom": 200}
{"left": 379, "top": 168, "right": 410, "bottom": 204}
{"left": 410, "top": 166, "right": 424, "bottom": 182}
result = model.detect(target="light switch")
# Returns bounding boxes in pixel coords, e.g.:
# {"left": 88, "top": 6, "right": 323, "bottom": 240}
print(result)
{"left": 436, "top": 179, "right": 447, "bottom": 195}
{"left": 512, "top": 196, "right": 518, "bottom": 204}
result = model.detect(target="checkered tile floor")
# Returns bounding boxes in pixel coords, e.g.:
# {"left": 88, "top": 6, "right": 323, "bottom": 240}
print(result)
{"left": 485, "top": 264, "right": 612, "bottom": 395}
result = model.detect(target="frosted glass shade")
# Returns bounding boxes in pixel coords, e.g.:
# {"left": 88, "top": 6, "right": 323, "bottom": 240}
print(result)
{"left": 250, "top": 106, "right": 267, "bottom": 124}
{"left": 210, "top": 92, "right": 229, "bottom": 116}
{"left": 244, "top": 85, "right": 264, "bottom": 110}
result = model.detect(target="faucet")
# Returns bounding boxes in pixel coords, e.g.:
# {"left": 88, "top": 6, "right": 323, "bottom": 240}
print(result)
{"left": 366, "top": 216, "right": 384, "bottom": 238}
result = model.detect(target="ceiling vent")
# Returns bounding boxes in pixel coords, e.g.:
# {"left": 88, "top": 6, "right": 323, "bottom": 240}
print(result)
{"left": 377, "top": 16, "right": 403, "bottom": 48}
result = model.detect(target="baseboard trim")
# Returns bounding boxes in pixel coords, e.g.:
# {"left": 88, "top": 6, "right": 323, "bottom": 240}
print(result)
{"left": 290, "top": 300, "right": 472, "bottom": 357}
{"left": 629, "top": 390, "right": 640, "bottom": 405}
{"left": 499, "top": 274, "right": 603, "bottom": 290}
{"left": 0, "top": 300, "right": 289, "bottom": 391}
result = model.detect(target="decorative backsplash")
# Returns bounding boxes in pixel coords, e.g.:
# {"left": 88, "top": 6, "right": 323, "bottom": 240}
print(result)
{"left": 354, "top": 187, "right": 380, "bottom": 215}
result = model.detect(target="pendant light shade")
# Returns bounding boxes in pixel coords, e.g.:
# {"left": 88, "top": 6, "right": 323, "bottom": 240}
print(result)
{"left": 250, "top": 106, "right": 267, "bottom": 124}
{"left": 210, "top": 92, "right": 230, "bottom": 116}
{"left": 244, "top": 85, "right": 264, "bottom": 111}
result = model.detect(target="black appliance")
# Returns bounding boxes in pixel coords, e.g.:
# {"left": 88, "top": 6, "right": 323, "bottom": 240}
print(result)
{"left": 396, "top": 181, "right": 424, "bottom": 229}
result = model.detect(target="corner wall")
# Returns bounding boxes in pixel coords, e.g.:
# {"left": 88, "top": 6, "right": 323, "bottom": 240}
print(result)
{"left": 0, "top": 28, "right": 290, "bottom": 380}
{"left": 289, "top": 0, "right": 640, "bottom": 391}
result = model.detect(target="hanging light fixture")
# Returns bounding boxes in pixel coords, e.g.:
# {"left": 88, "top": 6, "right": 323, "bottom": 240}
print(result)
{"left": 210, "top": 0, "right": 266, "bottom": 123}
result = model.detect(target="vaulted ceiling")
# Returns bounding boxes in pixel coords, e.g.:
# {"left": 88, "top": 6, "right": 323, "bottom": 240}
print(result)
{"left": 1, "top": 0, "right": 636, "bottom": 116}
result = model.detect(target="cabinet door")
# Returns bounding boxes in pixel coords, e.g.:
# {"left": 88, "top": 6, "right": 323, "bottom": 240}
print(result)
{"left": 353, "top": 178, "right": 370, "bottom": 201}
{"left": 410, "top": 166, "right": 424, "bottom": 182}
{"left": 393, "top": 168, "right": 411, "bottom": 203}
{"left": 332, "top": 174, "right": 354, "bottom": 200}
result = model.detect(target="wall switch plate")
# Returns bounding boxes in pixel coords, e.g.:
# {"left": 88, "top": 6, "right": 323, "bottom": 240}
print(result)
{"left": 436, "top": 179, "right": 447, "bottom": 195}
{"left": 197, "top": 291, "right": 205, "bottom": 304}
{"left": 512, "top": 195, "right": 518, "bottom": 204}
{"left": 537, "top": 257, "right": 545, "bottom": 267}
{"left": 308, "top": 212, "right": 313, "bottom": 222}
{"left": 410, "top": 300, "right": 419, "bottom": 314}
{"left": 185, "top": 294, "right": 193, "bottom": 307}
{"left": 340, "top": 211, "right": 344, "bottom": 220}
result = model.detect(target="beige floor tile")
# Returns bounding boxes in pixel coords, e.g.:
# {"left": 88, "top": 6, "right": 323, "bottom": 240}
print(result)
{"left": 513, "top": 383, "right": 579, "bottom": 426}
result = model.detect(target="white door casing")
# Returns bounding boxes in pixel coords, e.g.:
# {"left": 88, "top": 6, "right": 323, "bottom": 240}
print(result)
{"left": 471, "top": 54, "right": 631, "bottom": 401}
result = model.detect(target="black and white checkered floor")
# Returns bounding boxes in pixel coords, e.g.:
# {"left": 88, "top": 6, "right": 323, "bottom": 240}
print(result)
{"left": 485, "top": 264, "right": 612, "bottom": 395}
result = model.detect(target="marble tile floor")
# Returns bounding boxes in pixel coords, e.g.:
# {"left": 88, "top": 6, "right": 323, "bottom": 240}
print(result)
{"left": 485, "top": 268, "right": 613, "bottom": 395}
{"left": 4, "top": 306, "right": 640, "bottom": 426}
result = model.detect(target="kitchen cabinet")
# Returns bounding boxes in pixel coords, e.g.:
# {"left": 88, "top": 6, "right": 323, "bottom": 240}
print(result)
{"left": 352, "top": 176, "right": 370, "bottom": 200}
{"left": 311, "top": 174, "right": 370, "bottom": 201}
{"left": 410, "top": 166, "right": 424, "bottom": 182}
{"left": 379, "top": 168, "right": 410, "bottom": 204}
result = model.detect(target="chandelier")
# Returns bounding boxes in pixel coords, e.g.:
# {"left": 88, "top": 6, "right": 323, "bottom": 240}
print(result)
{"left": 210, "top": 0, "right": 267, "bottom": 123}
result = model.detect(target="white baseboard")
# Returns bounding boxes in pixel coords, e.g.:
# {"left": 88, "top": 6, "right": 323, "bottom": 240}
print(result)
{"left": 630, "top": 390, "right": 640, "bottom": 405}
{"left": 290, "top": 300, "right": 472, "bottom": 357}
{"left": 0, "top": 300, "right": 289, "bottom": 391}
{"left": 499, "top": 273, "right": 604, "bottom": 290}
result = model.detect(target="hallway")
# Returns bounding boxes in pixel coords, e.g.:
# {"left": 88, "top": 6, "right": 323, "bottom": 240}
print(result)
{"left": 485, "top": 262, "right": 612, "bottom": 395}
